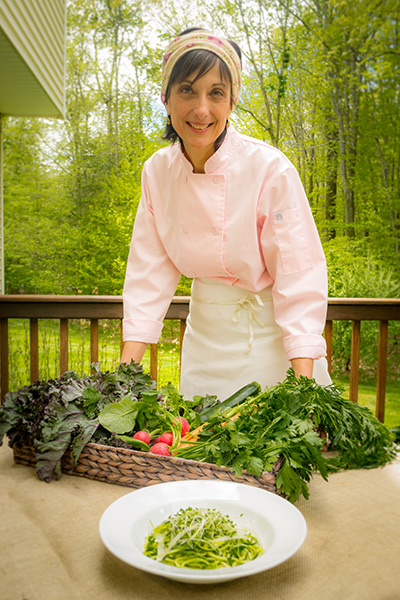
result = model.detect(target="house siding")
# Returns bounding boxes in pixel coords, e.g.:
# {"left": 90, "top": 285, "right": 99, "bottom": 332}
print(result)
{"left": 0, "top": 0, "right": 66, "bottom": 117}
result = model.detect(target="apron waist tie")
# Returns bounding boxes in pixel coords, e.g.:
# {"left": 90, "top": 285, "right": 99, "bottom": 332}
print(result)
{"left": 191, "top": 293, "right": 266, "bottom": 354}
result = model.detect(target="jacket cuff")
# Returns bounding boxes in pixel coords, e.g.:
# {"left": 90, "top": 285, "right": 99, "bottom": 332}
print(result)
{"left": 283, "top": 334, "right": 327, "bottom": 360}
{"left": 122, "top": 318, "right": 163, "bottom": 344}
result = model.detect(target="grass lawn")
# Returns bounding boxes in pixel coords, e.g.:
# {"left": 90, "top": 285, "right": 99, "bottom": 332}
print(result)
{"left": 6, "top": 319, "right": 400, "bottom": 430}
{"left": 7, "top": 318, "right": 182, "bottom": 390}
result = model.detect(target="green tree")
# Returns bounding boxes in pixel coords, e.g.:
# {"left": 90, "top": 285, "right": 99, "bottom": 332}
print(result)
{"left": 3, "top": 118, "right": 62, "bottom": 293}
{"left": 53, "top": 0, "right": 164, "bottom": 294}
{"left": 3, "top": 0, "right": 399, "bottom": 296}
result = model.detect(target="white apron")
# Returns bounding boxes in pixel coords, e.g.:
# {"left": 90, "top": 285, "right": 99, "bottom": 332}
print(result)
{"left": 180, "top": 278, "right": 331, "bottom": 401}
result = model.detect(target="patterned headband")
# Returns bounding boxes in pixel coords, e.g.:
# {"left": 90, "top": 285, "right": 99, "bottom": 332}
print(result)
{"left": 161, "top": 30, "right": 242, "bottom": 106}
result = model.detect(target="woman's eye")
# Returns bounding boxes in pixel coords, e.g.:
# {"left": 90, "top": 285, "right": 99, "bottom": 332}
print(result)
{"left": 180, "top": 86, "right": 192, "bottom": 94}
{"left": 211, "top": 89, "right": 224, "bottom": 97}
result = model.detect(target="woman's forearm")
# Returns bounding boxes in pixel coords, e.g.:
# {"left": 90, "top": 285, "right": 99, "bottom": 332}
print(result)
{"left": 290, "top": 357, "right": 314, "bottom": 378}
{"left": 120, "top": 340, "right": 148, "bottom": 365}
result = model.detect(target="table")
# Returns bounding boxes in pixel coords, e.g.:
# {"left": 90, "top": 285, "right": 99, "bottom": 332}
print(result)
{"left": 1, "top": 442, "right": 399, "bottom": 600}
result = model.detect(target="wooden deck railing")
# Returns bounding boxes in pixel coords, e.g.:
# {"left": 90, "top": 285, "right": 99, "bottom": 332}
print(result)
{"left": 0, "top": 295, "right": 399, "bottom": 422}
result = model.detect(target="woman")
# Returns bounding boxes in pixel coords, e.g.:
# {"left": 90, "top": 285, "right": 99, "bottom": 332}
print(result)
{"left": 121, "top": 28, "right": 331, "bottom": 399}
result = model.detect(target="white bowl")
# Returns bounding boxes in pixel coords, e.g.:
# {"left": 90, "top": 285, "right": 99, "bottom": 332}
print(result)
{"left": 99, "top": 479, "right": 307, "bottom": 584}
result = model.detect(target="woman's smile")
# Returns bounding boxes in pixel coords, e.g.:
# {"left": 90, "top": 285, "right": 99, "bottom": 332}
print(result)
{"left": 187, "top": 122, "right": 213, "bottom": 130}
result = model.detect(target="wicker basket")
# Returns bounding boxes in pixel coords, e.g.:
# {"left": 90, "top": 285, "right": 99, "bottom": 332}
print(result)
{"left": 12, "top": 442, "right": 284, "bottom": 494}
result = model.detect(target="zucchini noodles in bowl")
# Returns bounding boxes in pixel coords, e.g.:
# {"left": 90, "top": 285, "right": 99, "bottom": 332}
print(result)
{"left": 143, "top": 506, "right": 263, "bottom": 569}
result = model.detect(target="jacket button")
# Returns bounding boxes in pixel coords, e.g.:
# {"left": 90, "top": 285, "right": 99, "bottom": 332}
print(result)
{"left": 213, "top": 177, "right": 220, "bottom": 184}
{"left": 212, "top": 228, "right": 219, "bottom": 235}
{"left": 182, "top": 226, "right": 188, "bottom": 234}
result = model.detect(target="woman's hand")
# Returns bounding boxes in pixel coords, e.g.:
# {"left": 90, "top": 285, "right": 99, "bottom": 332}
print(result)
{"left": 290, "top": 357, "right": 314, "bottom": 379}
{"left": 120, "top": 341, "right": 148, "bottom": 365}
{"left": 291, "top": 357, "right": 327, "bottom": 448}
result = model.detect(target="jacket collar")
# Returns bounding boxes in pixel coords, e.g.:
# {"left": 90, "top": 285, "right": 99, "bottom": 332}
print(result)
{"left": 176, "top": 124, "right": 240, "bottom": 174}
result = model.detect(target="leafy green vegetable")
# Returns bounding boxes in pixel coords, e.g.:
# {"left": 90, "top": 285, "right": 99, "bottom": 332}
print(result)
{"left": 143, "top": 507, "right": 263, "bottom": 569}
{"left": 175, "top": 370, "right": 396, "bottom": 502}
{"left": 0, "top": 361, "right": 159, "bottom": 481}
{"left": 81, "top": 388, "right": 104, "bottom": 419}
{"left": 97, "top": 388, "right": 183, "bottom": 448}
{"left": 159, "top": 383, "right": 215, "bottom": 430}
{"left": 0, "top": 365, "right": 395, "bottom": 501}
{"left": 97, "top": 395, "right": 138, "bottom": 433}
{"left": 36, "top": 402, "right": 98, "bottom": 481}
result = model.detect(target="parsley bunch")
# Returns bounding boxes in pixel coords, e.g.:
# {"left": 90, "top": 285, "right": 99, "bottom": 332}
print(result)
{"left": 175, "top": 371, "right": 396, "bottom": 502}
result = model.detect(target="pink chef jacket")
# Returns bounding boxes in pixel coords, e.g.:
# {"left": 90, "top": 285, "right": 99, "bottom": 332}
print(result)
{"left": 123, "top": 125, "right": 328, "bottom": 360}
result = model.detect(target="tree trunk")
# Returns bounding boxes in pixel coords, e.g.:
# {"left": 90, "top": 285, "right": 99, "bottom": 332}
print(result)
{"left": 324, "top": 124, "right": 338, "bottom": 240}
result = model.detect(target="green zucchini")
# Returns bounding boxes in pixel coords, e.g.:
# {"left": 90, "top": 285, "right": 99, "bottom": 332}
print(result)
{"left": 199, "top": 381, "right": 261, "bottom": 422}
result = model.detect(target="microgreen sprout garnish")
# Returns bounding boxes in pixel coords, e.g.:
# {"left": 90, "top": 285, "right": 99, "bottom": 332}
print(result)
{"left": 143, "top": 507, "right": 263, "bottom": 569}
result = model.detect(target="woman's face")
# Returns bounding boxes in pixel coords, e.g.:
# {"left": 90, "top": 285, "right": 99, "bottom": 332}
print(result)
{"left": 165, "top": 63, "right": 232, "bottom": 171}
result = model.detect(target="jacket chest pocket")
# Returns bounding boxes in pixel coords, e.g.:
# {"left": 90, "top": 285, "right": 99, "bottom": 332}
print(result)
{"left": 273, "top": 208, "right": 313, "bottom": 275}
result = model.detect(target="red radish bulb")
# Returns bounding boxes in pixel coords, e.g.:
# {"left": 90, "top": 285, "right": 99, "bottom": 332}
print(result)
{"left": 150, "top": 442, "right": 171, "bottom": 456}
{"left": 180, "top": 417, "right": 190, "bottom": 436}
{"left": 133, "top": 431, "right": 151, "bottom": 444}
{"left": 158, "top": 432, "right": 174, "bottom": 446}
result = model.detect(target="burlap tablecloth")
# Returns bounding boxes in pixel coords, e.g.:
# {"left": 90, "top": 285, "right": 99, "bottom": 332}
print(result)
{"left": 1, "top": 442, "right": 399, "bottom": 600}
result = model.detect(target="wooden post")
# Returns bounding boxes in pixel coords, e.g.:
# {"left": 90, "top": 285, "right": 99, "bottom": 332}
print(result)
{"left": 150, "top": 343, "right": 157, "bottom": 382}
{"left": 90, "top": 318, "right": 99, "bottom": 364}
{"left": 0, "top": 114, "right": 4, "bottom": 295}
{"left": 59, "top": 318, "right": 68, "bottom": 375}
{"left": 30, "top": 317, "right": 39, "bottom": 382}
{"left": 376, "top": 320, "right": 388, "bottom": 423}
{"left": 324, "top": 320, "right": 333, "bottom": 376}
{"left": 0, "top": 317, "right": 8, "bottom": 401}
{"left": 349, "top": 320, "right": 361, "bottom": 402}
{"left": 180, "top": 319, "right": 186, "bottom": 366}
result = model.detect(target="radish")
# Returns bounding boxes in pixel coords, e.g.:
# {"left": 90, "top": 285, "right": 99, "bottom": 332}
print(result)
{"left": 180, "top": 417, "right": 190, "bottom": 436}
{"left": 133, "top": 430, "right": 151, "bottom": 444}
{"left": 159, "top": 432, "right": 174, "bottom": 446}
{"left": 150, "top": 442, "right": 171, "bottom": 456}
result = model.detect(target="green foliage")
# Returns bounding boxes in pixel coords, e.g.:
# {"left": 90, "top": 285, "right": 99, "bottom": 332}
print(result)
{"left": 324, "top": 238, "right": 400, "bottom": 299}
{"left": 4, "top": 0, "right": 166, "bottom": 295}
{"left": 176, "top": 370, "right": 396, "bottom": 502}
{"left": 3, "top": 118, "right": 63, "bottom": 293}
{"left": 8, "top": 318, "right": 182, "bottom": 393}
{"left": 175, "top": 275, "right": 192, "bottom": 296}
{"left": 333, "top": 378, "right": 400, "bottom": 430}
{"left": 2, "top": 0, "right": 399, "bottom": 319}
{"left": 323, "top": 237, "right": 400, "bottom": 379}
{"left": 0, "top": 361, "right": 157, "bottom": 481}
